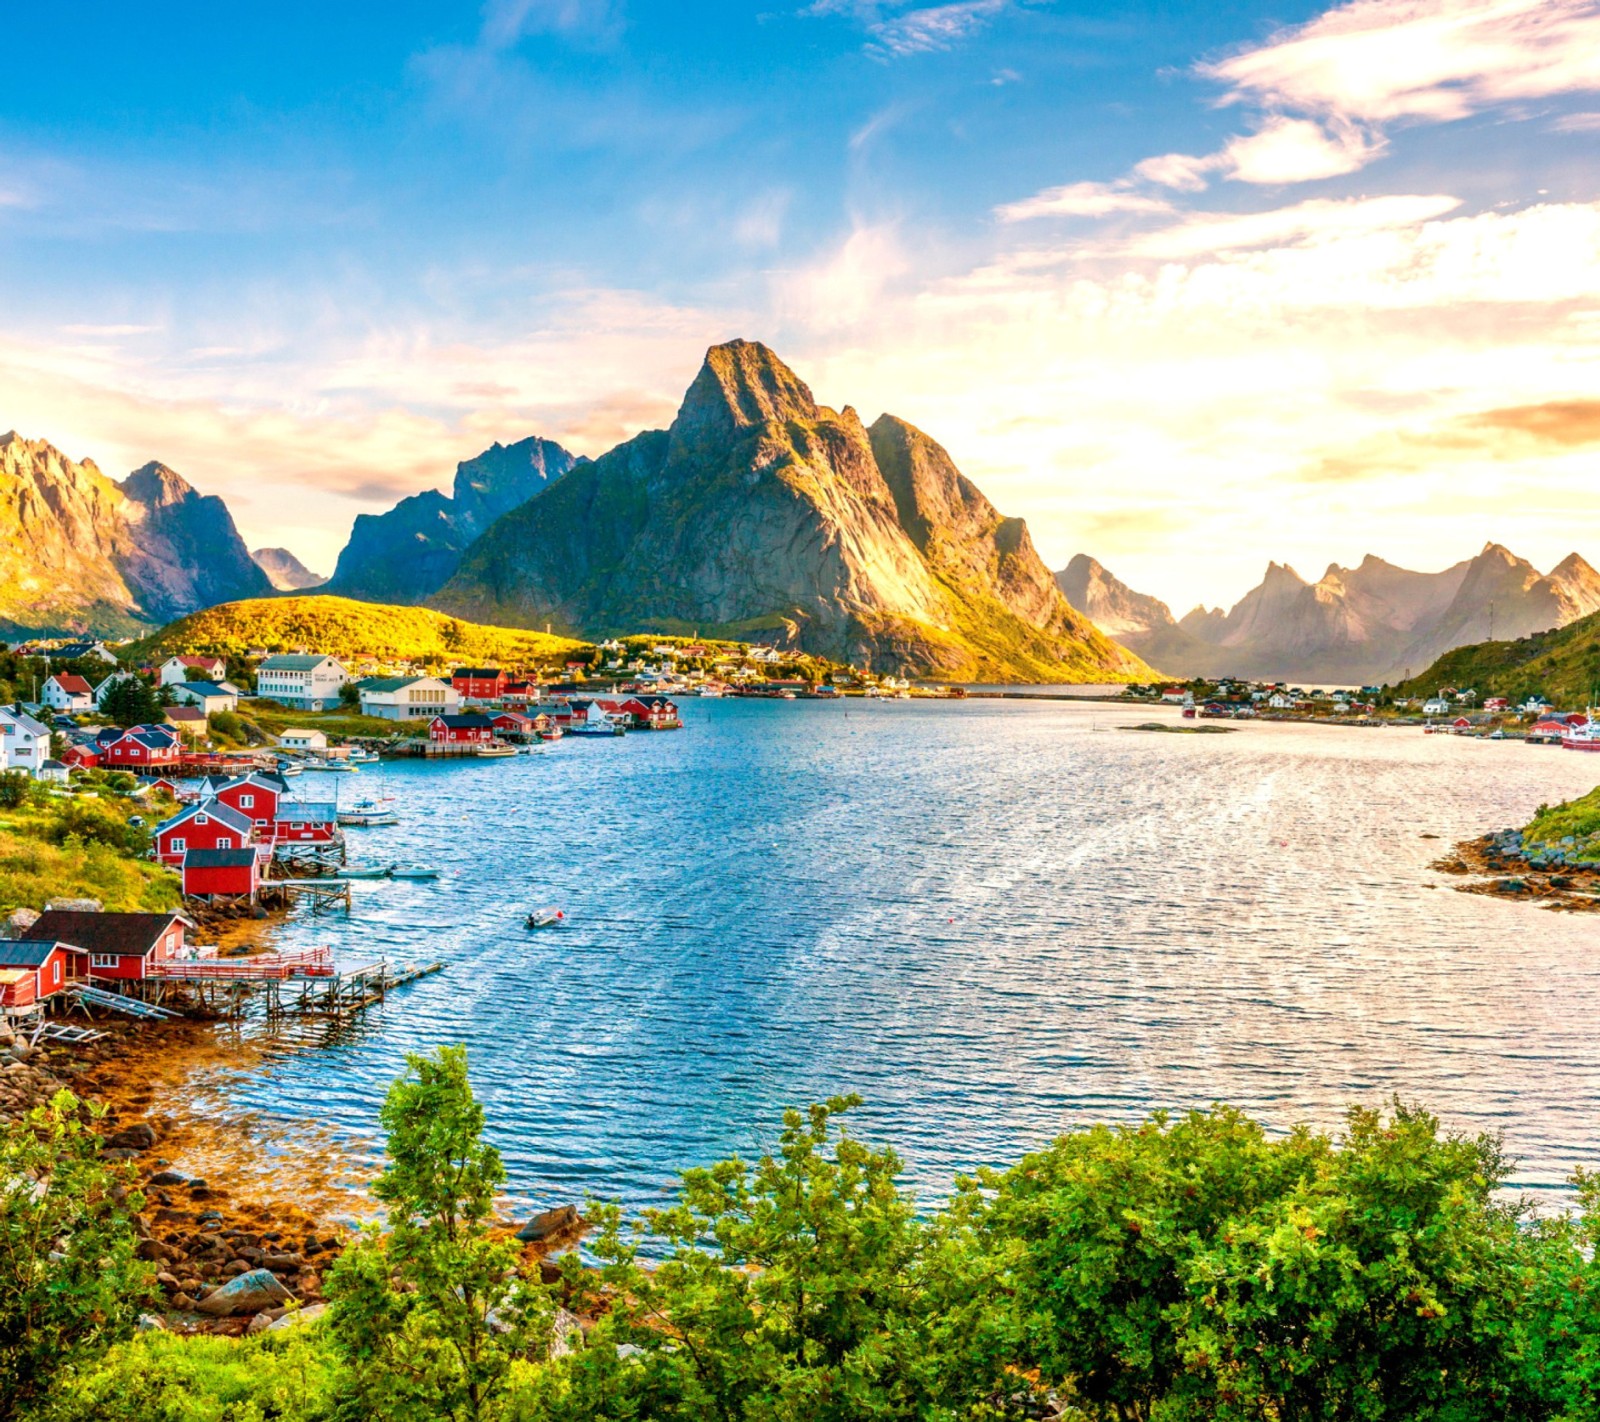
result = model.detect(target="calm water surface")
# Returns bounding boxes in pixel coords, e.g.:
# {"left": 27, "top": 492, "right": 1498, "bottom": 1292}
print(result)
{"left": 193, "top": 700, "right": 1600, "bottom": 1215}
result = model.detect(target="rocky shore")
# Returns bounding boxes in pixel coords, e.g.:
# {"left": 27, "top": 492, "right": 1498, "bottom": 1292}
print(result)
{"left": 1432, "top": 830, "right": 1600, "bottom": 912}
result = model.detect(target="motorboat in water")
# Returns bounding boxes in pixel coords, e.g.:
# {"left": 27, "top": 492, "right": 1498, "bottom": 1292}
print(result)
{"left": 339, "top": 796, "right": 399, "bottom": 826}
{"left": 525, "top": 907, "right": 565, "bottom": 928}
{"left": 391, "top": 865, "right": 440, "bottom": 880}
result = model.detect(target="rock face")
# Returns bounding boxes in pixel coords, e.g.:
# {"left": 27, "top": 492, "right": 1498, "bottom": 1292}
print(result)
{"left": 327, "top": 436, "right": 577, "bottom": 604}
{"left": 1056, "top": 554, "right": 1178, "bottom": 640}
{"left": 436, "top": 341, "right": 1152, "bottom": 682}
{"left": 1065, "top": 544, "right": 1600, "bottom": 684}
{"left": 250, "top": 547, "right": 326, "bottom": 591}
{"left": 0, "top": 433, "right": 271, "bottom": 636}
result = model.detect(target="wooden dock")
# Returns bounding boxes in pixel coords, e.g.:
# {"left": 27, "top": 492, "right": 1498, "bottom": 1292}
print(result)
{"left": 123, "top": 952, "right": 446, "bottom": 1020}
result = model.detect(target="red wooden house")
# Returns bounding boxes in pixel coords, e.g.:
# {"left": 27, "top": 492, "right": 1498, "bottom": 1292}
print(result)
{"left": 60, "top": 743, "right": 100, "bottom": 770}
{"left": 429, "top": 714, "right": 496, "bottom": 745}
{"left": 0, "top": 940, "right": 86, "bottom": 1011}
{"left": 153, "top": 800, "right": 256, "bottom": 866}
{"left": 181, "top": 847, "right": 261, "bottom": 900}
{"left": 272, "top": 801, "right": 339, "bottom": 844}
{"left": 615, "top": 695, "right": 682, "bottom": 730}
{"left": 490, "top": 711, "right": 533, "bottom": 739}
{"left": 98, "top": 725, "right": 182, "bottom": 773}
{"left": 30, "top": 910, "right": 186, "bottom": 982}
{"left": 452, "top": 667, "right": 510, "bottom": 701}
{"left": 206, "top": 772, "right": 288, "bottom": 836}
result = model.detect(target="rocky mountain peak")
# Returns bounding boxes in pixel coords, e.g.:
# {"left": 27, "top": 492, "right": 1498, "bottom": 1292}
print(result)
{"left": 120, "top": 460, "right": 197, "bottom": 509}
{"left": 671, "top": 340, "right": 820, "bottom": 450}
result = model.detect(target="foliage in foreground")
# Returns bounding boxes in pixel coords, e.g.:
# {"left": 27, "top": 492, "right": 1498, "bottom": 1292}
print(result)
{"left": 23, "top": 1050, "right": 1600, "bottom": 1421}
{"left": 1525, "top": 785, "right": 1600, "bottom": 850}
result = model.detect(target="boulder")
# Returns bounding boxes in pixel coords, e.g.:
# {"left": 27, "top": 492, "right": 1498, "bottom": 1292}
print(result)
{"left": 550, "top": 1307, "right": 584, "bottom": 1359}
{"left": 149, "top": 1170, "right": 187, "bottom": 1187}
{"left": 515, "top": 1204, "right": 580, "bottom": 1244}
{"left": 101, "top": 1147, "right": 141, "bottom": 1163}
{"left": 106, "top": 1122, "right": 157, "bottom": 1152}
{"left": 195, "top": 1269, "right": 294, "bottom": 1317}
{"left": 267, "top": 1302, "right": 328, "bottom": 1332}
{"left": 44, "top": 898, "right": 102, "bottom": 913}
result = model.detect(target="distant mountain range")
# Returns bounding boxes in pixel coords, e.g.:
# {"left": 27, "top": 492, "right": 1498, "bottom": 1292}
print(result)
{"left": 432, "top": 341, "right": 1148, "bottom": 681}
{"left": 1057, "top": 545, "right": 1600, "bottom": 684}
{"left": 324, "top": 436, "right": 578, "bottom": 604}
{"left": 0, "top": 431, "right": 270, "bottom": 637}
{"left": 250, "top": 547, "right": 326, "bottom": 591}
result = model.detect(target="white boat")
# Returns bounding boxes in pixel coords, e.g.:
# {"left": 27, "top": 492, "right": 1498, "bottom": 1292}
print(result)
{"left": 476, "top": 743, "right": 517, "bottom": 758}
{"left": 275, "top": 761, "right": 304, "bottom": 777}
{"left": 348, "top": 748, "right": 380, "bottom": 763}
{"left": 339, "top": 797, "right": 399, "bottom": 826}
{"left": 390, "top": 865, "right": 440, "bottom": 880}
{"left": 1562, "top": 715, "right": 1600, "bottom": 751}
{"left": 525, "top": 907, "right": 564, "bottom": 928}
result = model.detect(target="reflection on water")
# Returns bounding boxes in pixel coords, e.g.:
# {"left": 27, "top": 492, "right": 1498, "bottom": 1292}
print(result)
{"left": 198, "top": 700, "right": 1600, "bottom": 1214}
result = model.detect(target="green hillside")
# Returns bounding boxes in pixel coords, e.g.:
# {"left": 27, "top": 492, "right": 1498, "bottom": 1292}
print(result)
{"left": 126, "top": 595, "right": 589, "bottom": 667}
{"left": 1391, "top": 609, "right": 1600, "bottom": 706}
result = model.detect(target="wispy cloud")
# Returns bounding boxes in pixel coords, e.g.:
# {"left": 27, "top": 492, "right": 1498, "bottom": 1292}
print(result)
{"left": 868, "top": 0, "right": 1008, "bottom": 57}
{"left": 480, "top": 0, "right": 620, "bottom": 47}
{"left": 996, "top": 181, "right": 1173, "bottom": 222}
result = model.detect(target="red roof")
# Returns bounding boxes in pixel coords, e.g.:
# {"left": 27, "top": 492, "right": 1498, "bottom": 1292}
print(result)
{"left": 53, "top": 674, "right": 93, "bottom": 695}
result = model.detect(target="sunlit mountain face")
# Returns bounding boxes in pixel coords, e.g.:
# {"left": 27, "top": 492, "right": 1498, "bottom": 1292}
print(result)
{"left": 3, "top": 0, "right": 1599, "bottom": 600}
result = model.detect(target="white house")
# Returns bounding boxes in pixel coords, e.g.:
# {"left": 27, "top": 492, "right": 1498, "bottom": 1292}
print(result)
{"left": 357, "top": 676, "right": 460, "bottom": 721}
{"left": 255, "top": 654, "right": 349, "bottom": 711}
{"left": 1423, "top": 698, "right": 1451, "bottom": 716}
{"left": 93, "top": 671, "right": 141, "bottom": 707}
{"left": 1267, "top": 693, "right": 1295, "bottom": 709}
{"left": 41, "top": 674, "right": 94, "bottom": 712}
{"left": 158, "top": 655, "right": 226, "bottom": 687}
{"left": 277, "top": 728, "right": 328, "bottom": 751}
{"left": 0, "top": 708, "right": 50, "bottom": 774}
{"left": 168, "top": 681, "right": 239, "bottom": 715}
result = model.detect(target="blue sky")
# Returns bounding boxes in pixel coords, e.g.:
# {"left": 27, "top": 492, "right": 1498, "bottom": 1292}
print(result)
{"left": 4, "top": 1, "right": 1600, "bottom": 607}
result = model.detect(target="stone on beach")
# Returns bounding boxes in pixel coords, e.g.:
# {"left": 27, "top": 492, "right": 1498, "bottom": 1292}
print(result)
{"left": 267, "top": 1302, "right": 328, "bottom": 1332}
{"left": 105, "top": 1121, "right": 157, "bottom": 1152}
{"left": 516, "top": 1204, "right": 580, "bottom": 1243}
{"left": 195, "top": 1268, "right": 294, "bottom": 1317}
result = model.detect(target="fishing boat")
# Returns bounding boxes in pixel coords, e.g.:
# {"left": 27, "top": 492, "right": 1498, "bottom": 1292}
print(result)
{"left": 275, "top": 760, "right": 304, "bottom": 777}
{"left": 336, "top": 864, "right": 396, "bottom": 880}
{"left": 566, "top": 721, "right": 624, "bottom": 737}
{"left": 390, "top": 865, "right": 440, "bottom": 880}
{"left": 1562, "top": 715, "right": 1600, "bottom": 752}
{"left": 538, "top": 726, "right": 563, "bottom": 741}
{"left": 525, "top": 907, "right": 565, "bottom": 928}
{"left": 476, "top": 743, "right": 517, "bottom": 758}
{"left": 339, "top": 797, "right": 399, "bottom": 826}
{"left": 348, "top": 748, "right": 380, "bottom": 763}
{"left": 323, "top": 759, "right": 360, "bottom": 773}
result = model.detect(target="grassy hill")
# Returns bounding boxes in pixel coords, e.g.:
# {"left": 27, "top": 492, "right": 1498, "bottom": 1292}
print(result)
{"left": 127, "top": 595, "right": 589, "bottom": 667}
{"left": 1391, "top": 609, "right": 1600, "bottom": 706}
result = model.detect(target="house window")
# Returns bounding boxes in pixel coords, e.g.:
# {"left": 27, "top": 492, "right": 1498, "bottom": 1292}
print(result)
{"left": 196, "top": 814, "right": 207, "bottom": 825}
{"left": 52, "top": 961, "right": 60, "bottom": 984}
{"left": 218, "top": 836, "right": 234, "bottom": 848}
{"left": 240, "top": 794, "right": 254, "bottom": 808}
{"left": 165, "top": 932, "right": 176, "bottom": 951}
{"left": 90, "top": 953, "right": 119, "bottom": 969}
{"left": 170, "top": 837, "right": 186, "bottom": 852}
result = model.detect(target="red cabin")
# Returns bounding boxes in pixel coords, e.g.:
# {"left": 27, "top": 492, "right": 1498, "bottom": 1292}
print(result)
{"left": 429, "top": 714, "right": 495, "bottom": 744}
{"left": 153, "top": 801, "right": 255, "bottom": 866}
{"left": 207, "top": 772, "right": 287, "bottom": 835}
{"left": 490, "top": 711, "right": 533, "bottom": 738}
{"left": 99, "top": 725, "right": 181, "bottom": 772}
{"left": 181, "top": 847, "right": 261, "bottom": 900}
{"left": 30, "top": 910, "right": 186, "bottom": 983}
{"left": 0, "top": 940, "right": 85, "bottom": 1009}
{"left": 451, "top": 667, "right": 510, "bottom": 702}
{"left": 60, "top": 744, "right": 100, "bottom": 770}
{"left": 616, "top": 695, "right": 682, "bottom": 730}
{"left": 272, "top": 802, "right": 339, "bottom": 844}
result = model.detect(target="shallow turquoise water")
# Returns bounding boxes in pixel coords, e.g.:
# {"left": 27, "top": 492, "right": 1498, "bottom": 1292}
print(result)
{"left": 189, "top": 699, "right": 1600, "bottom": 1217}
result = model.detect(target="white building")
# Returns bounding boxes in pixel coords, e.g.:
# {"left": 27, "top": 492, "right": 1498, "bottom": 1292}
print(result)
{"left": 158, "top": 655, "right": 226, "bottom": 687}
{"left": 0, "top": 708, "right": 50, "bottom": 774}
{"left": 1423, "top": 698, "right": 1451, "bottom": 716}
{"left": 357, "top": 676, "right": 460, "bottom": 721}
{"left": 41, "top": 674, "right": 94, "bottom": 712}
{"left": 277, "top": 728, "right": 328, "bottom": 751}
{"left": 93, "top": 671, "right": 141, "bottom": 707}
{"left": 168, "top": 681, "right": 240, "bottom": 715}
{"left": 255, "top": 654, "right": 348, "bottom": 711}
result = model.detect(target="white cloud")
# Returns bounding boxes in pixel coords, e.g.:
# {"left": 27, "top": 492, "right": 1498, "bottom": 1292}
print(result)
{"left": 867, "top": 0, "right": 1008, "bottom": 58}
{"left": 1123, "top": 193, "right": 1462, "bottom": 259}
{"left": 996, "top": 182, "right": 1174, "bottom": 222}
{"left": 480, "top": 0, "right": 617, "bottom": 47}
{"left": 1552, "top": 110, "right": 1600, "bottom": 131}
{"left": 1204, "top": 0, "right": 1600, "bottom": 124}
{"left": 1132, "top": 152, "right": 1215, "bottom": 193}
{"left": 1220, "top": 116, "right": 1385, "bottom": 184}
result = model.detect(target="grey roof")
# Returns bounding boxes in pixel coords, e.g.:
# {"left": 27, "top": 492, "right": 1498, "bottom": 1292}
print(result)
{"left": 0, "top": 940, "right": 77, "bottom": 967}
{"left": 156, "top": 801, "right": 254, "bottom": 836}
{"left": 175, "top": 681, "right": 233, "bottom": 697}
{"left": 183, "top": 848, "right": 258, "bottom": 869}
{"left": 359, "top": 676, "right": 437, "bottom": 693}
{"left": 259, "top": 654, "right": 336, "bottom": 672}
{"left": 275, "top": 801, "right": 337, "bottom": 823}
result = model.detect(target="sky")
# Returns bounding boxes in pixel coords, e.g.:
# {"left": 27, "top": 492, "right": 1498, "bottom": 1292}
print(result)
{"left": 3, "top": 0, "right": 1600, "bottom": 612}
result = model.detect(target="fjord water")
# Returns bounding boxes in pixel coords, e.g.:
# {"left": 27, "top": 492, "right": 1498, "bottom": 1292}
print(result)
{"left": 207, "top": 700, "right": 1600, "bottom": 1216}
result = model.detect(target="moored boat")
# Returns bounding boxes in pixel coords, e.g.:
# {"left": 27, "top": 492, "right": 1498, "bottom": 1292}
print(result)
{"left": 391, "top": 865, "right": 440, "bottom": 880}
{"left": 525, "top": 907, "right": 564, "bottom": 928}
{"left": 1562, "top": 715, "right": 1600, "bottom": 751}
{"left": 339, "top": 796, "right": 400, "bottom": 826}
{"left": 336, "top": 864, "right": 396, "bottom": 879}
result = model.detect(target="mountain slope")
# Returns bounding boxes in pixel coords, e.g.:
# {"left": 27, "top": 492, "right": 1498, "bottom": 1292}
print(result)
{"left": 1392, "top": 610, "right": 1600, "bottom": 707}
{"left": 0, "top": 432, "right": 270, "bottom": 636}
{"left": 129, "top": 594, "right": 586, "bottom": 666}
{"left": 251, "top": 547, "right": 326, "bottom": 591}
{"left": 436, "top": 341, "right": 1152, "bottom": 682}
{"left": 327, "top": 435, "right": 577, "bottom": 604}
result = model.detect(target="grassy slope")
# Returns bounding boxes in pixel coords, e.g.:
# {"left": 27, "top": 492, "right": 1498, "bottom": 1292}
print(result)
{"left": 0, "top": 796, "right": 181, "bottom": 915}
{"left": 1393, "top": 610, "right": 1600, "bottom": 706}
{"left": 126, "top": 595, "right": 589, "bottom": 666}
{"left": 1524, "top": 786, "right": 1600, "bottom": 849}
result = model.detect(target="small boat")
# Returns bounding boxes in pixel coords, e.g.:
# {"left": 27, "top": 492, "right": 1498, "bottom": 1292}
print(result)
{"left": 339, "top": 797, "right": 399, "bottom": 826}
{"left": 323, "top": 760, "right": 360, "bottom": 773}
{"left": 390, "top": 865, "right": 440, "bottom": 880}
{"left": 525, "top": 907, "right": 565, "bottom": 928}
{"left": 476, "top": 743, "right": 517, "bottom": 758}
{"left": 537, "top": 727, "right": 563, "bottom": 741}
{"left": 275, "top": 761, "right": 304, "bottom": 777}
{"left": 337, "top": 864, "right": 396, "bottom": 880}
{"left": 348, "top": 748, "right": 380, "bottom": 763}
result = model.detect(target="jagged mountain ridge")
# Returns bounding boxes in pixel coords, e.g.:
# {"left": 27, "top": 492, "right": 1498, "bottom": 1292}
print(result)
{"left": 434, "top": 341, "right": 1152, "bottom": 681}
{"left": 251, "top": 547, "right": 327, "bottom": 591}
{"left": 0, "top": 432, "right": 271, "bottom": 636}
{"left": 326, "top": 435, "right": 578, "bottom": 604}
{"left": 1057, "top": 545, "right": 1600, "bottom": 683}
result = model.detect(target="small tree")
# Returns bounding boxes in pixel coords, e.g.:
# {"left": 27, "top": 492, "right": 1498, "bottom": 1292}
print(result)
{"left": 327, "top": 1046, "right": 546, "bottom": 1422}
{"left": 339, "top": 680, "right": 361, "bottom": 709}
{"left": 0, "top": 1091, "right": 153, "bottom": 1422}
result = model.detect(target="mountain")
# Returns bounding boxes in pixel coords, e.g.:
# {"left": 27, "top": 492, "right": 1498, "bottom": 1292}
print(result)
{"left": 1061, "top": 544, "right": 1600, "bottom": 683}
{"left": 1055, "top": 554, "right": 1176, "bottom": 640}
{"left": 129, "top": 594, "right": 585, "bottom": 666}
{"left": 1393, "top": 607, "right": 1600, "bottom": 708}
{"left": 435, "top": 341, "right": 1153, "bottom": 682}
{"left": 326, "top": 436, "right": 577, "bottom": 604}
{"left": 251, "top": 547, "right": 326, "bottom": 591}
{"left": 0, "top": 432, "right": 271, "bottom": 637}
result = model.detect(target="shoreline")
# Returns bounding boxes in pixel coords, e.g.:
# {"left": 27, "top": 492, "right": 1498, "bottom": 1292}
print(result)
{"left": 1432, "top": 834, "right": 1600, "bottom": 912}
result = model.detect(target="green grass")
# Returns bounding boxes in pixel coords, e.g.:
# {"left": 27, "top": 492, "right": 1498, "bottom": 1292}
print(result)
{"left": 1393, "top": 609, "right": 1600, "bottom": 706}
{"left": 244, "top": 702, "right": 424, "bottom": 740}
{"left": 1524, "top": 785, "right": 1600, "bottom": 850}
{"left": 0, "top": 790, "right": 180, "bottom": 915}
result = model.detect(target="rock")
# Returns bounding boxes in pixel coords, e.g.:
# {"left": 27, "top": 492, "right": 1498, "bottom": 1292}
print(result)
{"left": 537, "top": 1258, "right": 563, "bottom": 1287}
{"left": 246, "top": 1311, "right": 277, "bottom": 1335}
{"left": 136, "top": 1313, "right": 167, "bottom": 1332}
{"left": 172, "top": 1292, "right": 195, "bottom": 1310}
{"left": 223, "top": 1259, "right": 251, "bottom": 1277}
{"left": 106, "top": 1122, "right": 157, "bottom": 1152}
{"left": 44, "top": 898, "right": 102, "bottom": 914}
{"left": 187, "top": 1179, "right": 209, "bottom": 1193}
{"left": 195, "top": 1269, "right": 294, "bottom": 1317}
{"left": 134, "top": 1239, "right": 169, "bottom": 1263}
{"left": 297, "top": 1271, "right": 321, "bottom": 1296}
{"left": 156, "top": 1271, "right": 180, "bottom": 1291}
{"left": 267, "top": 1302, "right": 328, "bottom": 1332}
{"left": 515, "top": 1204, "right": 580, "bottom": 1244}
{"left": 550, "top": 1307, "right": 584, "bottom": 1359}
{"left": 261, "top": 1253, "right": 304, "bottom": 1272}
{"left": 101, "top": 1147, "right": 140, "bottom": 1163}
{"left": 149, "top": 1170, "right": 187, "bottom": 1187}
{"left": 6, "top": 907, "right": 40, "bottom": 936}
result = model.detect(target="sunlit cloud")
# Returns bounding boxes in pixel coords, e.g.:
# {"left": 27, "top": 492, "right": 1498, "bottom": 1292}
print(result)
{"left": 996, "top": 182, "right": 1174, "bottom": 222}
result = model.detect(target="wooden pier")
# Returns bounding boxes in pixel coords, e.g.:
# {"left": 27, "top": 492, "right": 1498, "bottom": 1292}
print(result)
{"left": 127, "top": 951, "right": 445, "bottom": 1020}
